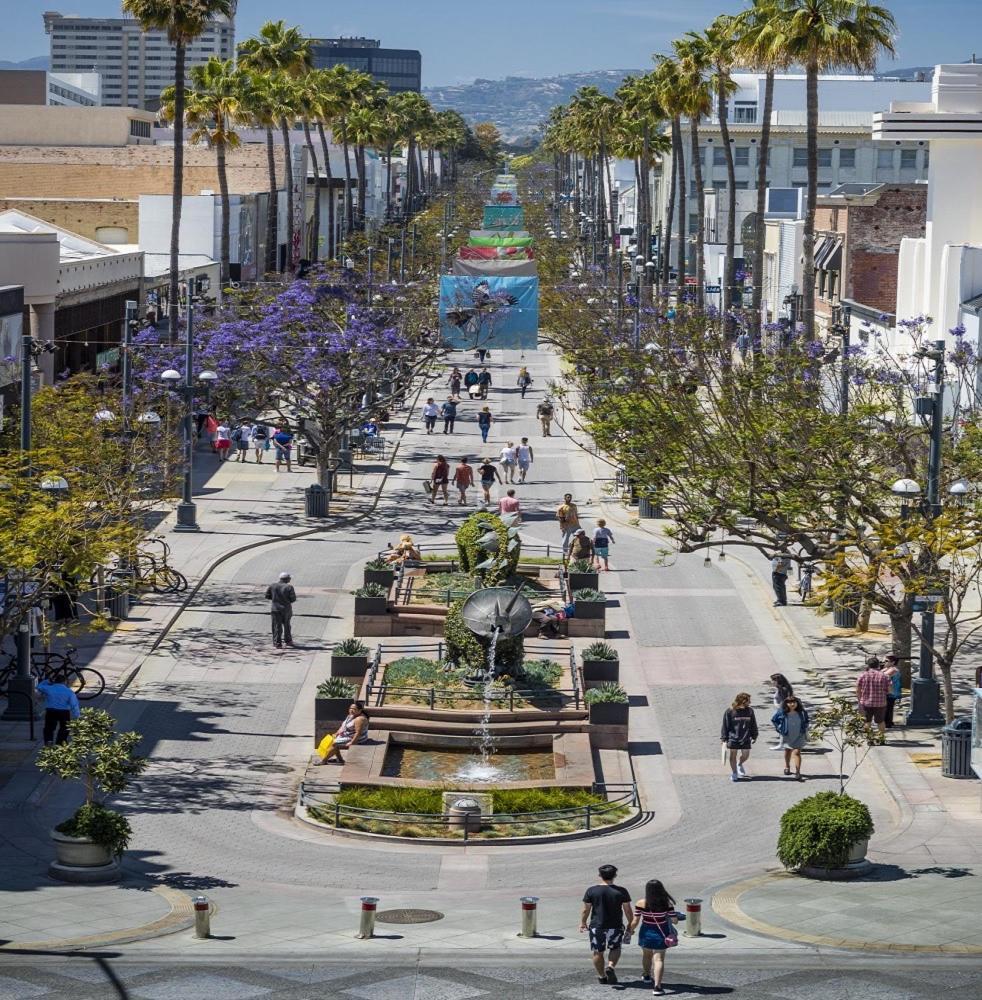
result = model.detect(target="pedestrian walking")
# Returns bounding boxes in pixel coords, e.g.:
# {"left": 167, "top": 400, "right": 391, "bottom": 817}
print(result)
{"left": 499, "top": 441, "right": 517, "bottom": 483}
{"left": 580, "top": 864, "right": 633, "bottom": 985}
{"left": 478, "top": 457, "right": 502, "bottom": 506}
{"left": 516, "top": 438, "right": 534, "bottom": 483}
{"left": 537, "top": 398, "right": 555, "bottom": 436}
{"left": 452, "top": 457, "right": 474, "bottom": 506}
{"left": 628, "top": 879, "right": 678, "bottom": 994}
{"left": 569, "top": 529, "right": 595, "bottom": 563}
{"left": 251, "top": 422, "right": 269, "bottom": 463}
{"left": 721, "top": 692, "right": 758, "bottom": 782}
{"left": 882, "top": 654, "right": 903, "bottom": 728}
{"left": 766, "top": 673, "right": 795, "bottom": 749}
{"left": 593, "top": 520, "right": 614, "bottom": 570}
{"left": 448, "top": 367, "right": 462, "bottom": 397}
{"left": 215, "top": 421, "right": 232, "bottom": 461}
{"left": 771, "top": 552, "right": 792, "bottom": 606}
{"left": 477, "top": 367, "right": 492, "bottom": 399}
{"left": 441, "top": 396, "right": 458, "bottom": 434}
{"left": 430, "top": 454, "right": 450, "bottom": 505}
{"left": 517, "top": 365, "right": 533, "bottom": 398}
{"left": 37, "top": 678, "right": 80, "bottom": 746}
{"left": 422, "top": 397, "right": 439, "bottom": 434}
{"left": 857, "top": 656, "right": 889, "bottom": 735}
{"left": 265, "top": 571, "right": 296, "bottom": 649}
{"left": 463, "top": 368, "right": 480, "bottom": 394}
{"left": 273, "top": 426, "right": 293, "bottom": 472}
{"left": 497, "top": 488, "right": 521, "bottom": 520}
{"left": 202, "top": 413, "right": 219, "bottom": 452}
{"left": 232, "top": 420, "right": 252, "bottom": 462}
{"left": 735, "top": 330, "right": 751, "bottom": 361}
{"left": 772, "top": 695, "right": 809, "bottom": 781}
{"left": 556, "top": 493, "right": 580, "bottom": 554}
{"left": 477, "top": 406, "right": 493, "bottom": 443}
{"left": 477, "top": 347, "right": 489, "bottom": 364}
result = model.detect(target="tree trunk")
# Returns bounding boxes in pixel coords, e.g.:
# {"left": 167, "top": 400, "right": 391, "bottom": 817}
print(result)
{"left": 690, "top": 116, "right": 705, "bottom": 308}
{"left": 264, "top": 126, "right": 278, "bottom": 275}
{"left": 718, "top": 77, "right": 737, "bottom": 325}
{"left": 662, "top": 120, "right": 677, "bottom": 287}
{"left": 169, "top": 41, "right": 186, "bottom": 342}
{"left": 385, "top": 143, "right": 394, "bottom": 221}
{"left": 674, "top": 117, "right": 687, "bottom": 288}
{"left": 279, "top": 116, "right": 294, "bottom": 273}
{"left": 216, "top": 138, "right": 231, "bottom": 285}
{"left": 341, "top": 129, "right": 354, "bottom": 235}
{"left": 802, "top": 62, "right": 819, "bottom": 340}
{"left": 302, "top": 120, "right": 321, "bottom": 261}
{"left": 316, "top": 122, "right": 335, "bottom": 260}
{"left": 602, "top": 139, "right": 617, "bottom": 248}
{"left": 356, "top": 145, "right": 367, "bottom": 230}
{"left": 405, "top": 138, "right": 416, "bottom": 219}
{"left": 752, "top": 70, "right": 774, "bottom": 341}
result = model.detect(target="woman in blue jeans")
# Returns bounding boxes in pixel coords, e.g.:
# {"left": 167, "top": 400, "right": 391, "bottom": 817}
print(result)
{"left": 477, "top": 406, "right": 493, "bottom": 442}
{"left": 628, "top": 879, "right": 677, "bottom": 995}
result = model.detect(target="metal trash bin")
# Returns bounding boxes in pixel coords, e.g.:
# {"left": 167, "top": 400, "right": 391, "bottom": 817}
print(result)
{"left": 638, "top": 497, "right": 662, "bottom": 519}
{"left": 941, "top": 718, "right": 974, "bottom": 779}
{"left": 833, "top": 600, "right": 859, "bottom": 629}
{"left": 304, "top": 484, "right": 329, "bottom": 518}
{"left": 105, "top": 571, "right": 131, "bottom": 620}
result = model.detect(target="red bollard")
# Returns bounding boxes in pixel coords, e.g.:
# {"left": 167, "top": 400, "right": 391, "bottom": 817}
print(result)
{"left": 683, "top": 897, "right": 702, "bottom": 937}
{"left": 357, "top": 896, "right": 379, "bottom": 939}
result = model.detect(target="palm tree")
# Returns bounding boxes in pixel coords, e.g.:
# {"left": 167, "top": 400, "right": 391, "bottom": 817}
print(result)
{"left": 160, "top": 58, "right": 251, "bottom": 285}
{"left": 389, "top": 91, "right": 434, "bottom": 220}
{"left": 238, "top": 21, "right": 312, "bottom": 271}
{"left": 654, "top": 57, "right": 687, "bottom": 288}
{"left": 238, "top": 75, "right": 280, "bottom": 275}
{"left": 310, "top": 67, "right": 345, "bottom": 258}
{"left": 294, "top": 73, "right": 324, "bottom": 260}
{"left": 122, "top": 0, "right": 234, "bottom": 337}
{"left": 749, "top": 0, "right": 896, "bottom": 338}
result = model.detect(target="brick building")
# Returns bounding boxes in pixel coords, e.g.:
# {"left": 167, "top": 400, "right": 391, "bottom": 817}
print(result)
{"left": 813, "top": 183, "right": 927, "bottom": 336}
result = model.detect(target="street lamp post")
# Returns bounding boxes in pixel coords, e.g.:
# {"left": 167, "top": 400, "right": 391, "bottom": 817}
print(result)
{"left": 386, "top": 237, "right": 395, "bottom": 282}
{"left": 399, "top": 229, "right": 406, "bottom": 283}
{"left": 366, "top": 246, "right": 375, "bottom": 306}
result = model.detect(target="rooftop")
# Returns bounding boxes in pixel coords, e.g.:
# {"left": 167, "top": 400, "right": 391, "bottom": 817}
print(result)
{"left": 0, "top": 208, "right": 120, "bottom": 262}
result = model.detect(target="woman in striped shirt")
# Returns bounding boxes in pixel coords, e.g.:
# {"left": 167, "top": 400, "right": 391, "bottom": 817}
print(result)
{"left": 628, "top": 879, "right": 677, "bottom": 995}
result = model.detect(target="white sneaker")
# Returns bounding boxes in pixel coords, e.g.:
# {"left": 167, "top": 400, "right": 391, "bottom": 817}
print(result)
{"left": 769, "top": 744, "right": 784, "bottom": 751}
{"left": 736, "top": 763, "right": 748, "bottom": 778}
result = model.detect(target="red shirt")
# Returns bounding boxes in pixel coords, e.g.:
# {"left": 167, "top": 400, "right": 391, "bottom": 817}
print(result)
{"left": 857, "top": 668, "right": 890, "bottom": 708}
{"left": 498, "top": 496, "right": 520, "bottom": 514}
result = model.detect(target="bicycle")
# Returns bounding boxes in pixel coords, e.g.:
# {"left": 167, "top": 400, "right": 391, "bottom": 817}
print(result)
{"left": 0, "top": 645, "right": 104, "bottom": 700}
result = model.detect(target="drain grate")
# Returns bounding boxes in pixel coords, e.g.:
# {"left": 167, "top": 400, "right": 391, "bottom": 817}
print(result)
{"left": 375, "top": 908, "right": 445, "bottom": 924}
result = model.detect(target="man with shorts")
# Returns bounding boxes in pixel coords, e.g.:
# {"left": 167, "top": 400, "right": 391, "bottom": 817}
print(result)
{"left": 857, "top": 656, "right": 889, "bottom": 735}
{"left": 516, "top": 437, "right": 534, "bottom": 483}
{"left": 580, "top": 864, "right": 633, "bottom": 984}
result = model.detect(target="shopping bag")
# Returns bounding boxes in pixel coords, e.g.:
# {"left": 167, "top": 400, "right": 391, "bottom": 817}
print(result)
{"left": 720, "top": 743, "right": 729, "bottom": 765}
{"left": 316, "top": 734, "right": 335, "bottom": 760}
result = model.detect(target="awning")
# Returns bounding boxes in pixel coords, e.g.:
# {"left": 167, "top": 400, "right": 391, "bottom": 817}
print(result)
{"left": 815, "top": 236, "right": 842, "bottom": 270}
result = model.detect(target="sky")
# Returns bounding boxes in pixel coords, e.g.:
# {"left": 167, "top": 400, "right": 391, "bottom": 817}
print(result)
{"left": 7, "top": 0, "right": 979, "bottom": 86}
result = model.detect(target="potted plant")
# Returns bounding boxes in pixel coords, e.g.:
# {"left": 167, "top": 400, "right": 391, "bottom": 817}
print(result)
{"left": 572, "top": 587, "right": 607, "bottom": 620}
{"left": 315, "top": 676, "right": 357, "bottom": 747}
{"left": 353, "top": 582, "right": 388, "bottom": 615}
{"left": 331, "top": 637, "right": 370, "bottom": 678}
{"left": 36, "top": 708, "right": 148, "bottom": 882}
{"left": 567, "top": 558, "right": 598, "bottom": 592}
{"left": 581, "top": 641, "right": 620, "bottom": 687}
{"left": 364, "top": 556, "right": 394, "bottom": 588}
{"left": 584, "top": 682, "right": 629, "bottom": 726}
{"left": 777, "top": 792, "right": 874, "bottom": 879}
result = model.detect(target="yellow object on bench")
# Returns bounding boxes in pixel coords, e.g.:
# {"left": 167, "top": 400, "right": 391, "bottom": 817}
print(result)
{"left": 316, "top": 734, "right": 335, "bottom": 759}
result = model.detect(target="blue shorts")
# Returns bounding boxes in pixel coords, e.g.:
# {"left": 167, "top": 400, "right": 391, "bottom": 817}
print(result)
{"left": 595, "top": 546, "right": 609, "bottom": 558}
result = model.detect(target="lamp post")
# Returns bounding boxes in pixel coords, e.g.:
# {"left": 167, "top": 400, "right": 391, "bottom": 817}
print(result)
{"left": 366, "top": 246, "right": 375, "bottom": 306}
{"left": 162, "top": 302, "right": 216, "bottom": 533}
{"left": 386, "top": 237, "right": 395, "bottom": 282}
{"left": 399, "top": 228, "right": 406, "bottom": 283}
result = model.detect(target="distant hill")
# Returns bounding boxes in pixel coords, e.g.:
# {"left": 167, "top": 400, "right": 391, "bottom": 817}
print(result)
{"left": 425, "top": 69, "right": 643, "bottom": 145}
{"left": 0, "top": 56, "right": 49, "bottom": 70}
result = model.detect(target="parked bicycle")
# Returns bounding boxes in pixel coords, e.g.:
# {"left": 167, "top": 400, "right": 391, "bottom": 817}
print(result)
{"left": 0, "top": 644, "right": 105, "bottom": 700}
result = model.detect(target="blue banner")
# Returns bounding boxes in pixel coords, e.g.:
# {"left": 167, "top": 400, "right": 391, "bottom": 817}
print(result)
{"left": 483, "top": 206, "right": 525, "bottom": 229}
{"left": 439, "top": 275, "right": 539, "bottom": 350}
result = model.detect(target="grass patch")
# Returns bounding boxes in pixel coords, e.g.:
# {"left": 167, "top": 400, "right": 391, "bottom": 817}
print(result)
{"left": 382, "top": 657, "right": 460, "bottom": 687}
{"left": 411, "top": 571, "right": 479, "bottom": 605}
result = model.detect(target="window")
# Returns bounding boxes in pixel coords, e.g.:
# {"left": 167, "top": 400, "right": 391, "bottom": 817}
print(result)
{"left": 839, "top": 147, "right": 856, "bottom": 168}
{"left": 793, "top": 147, "right": 808, "bottom": 168}
{"left": 734, "top": 102, "right": 757, "bottom": 123}
{"left": 877, "top": 148, "right": 895, "bottom": 169}
{"left": 817, "top": 148, "right": 833, "bottom": 168}
{"left": 900, "top": 149, "right": 917, "bottom": 169}
{"left": 713, "top": 146, "right": 727, "bottom": 166}
{"left": 129, "top": 118, "right": 152, "bottom": 138}
{"left": 734, "top": 181, "right": 750, "bottom": 190}
{"left": 734, "top": 147, "right": 749, "bottom": 167}
{"left": 713, "top": 180, "right": 727, "bottom": 191}
{"left": 792, "top": 181, "right": 808, "bottom": 188}
{"left": 688, "top": 213, "right": 700, "bottom": 233}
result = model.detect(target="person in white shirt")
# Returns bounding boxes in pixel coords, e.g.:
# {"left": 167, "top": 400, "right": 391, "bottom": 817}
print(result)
{"left": 499, "top": 442, "right": 518, "bottom": 484}
{"left": 215, "top": 423, "right": 232, "bottom": 462}
{"left": 233, "top": 422, "right": 252, "bottom": 462}
{"left": 516, "top": 437, "right": 534, "bottom": 483}
{"left": 422, "top": 398, "right": 439, "bottom": 434}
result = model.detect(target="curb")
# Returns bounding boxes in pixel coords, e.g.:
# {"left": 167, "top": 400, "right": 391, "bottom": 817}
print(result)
{"left": 0, "top": 885, "right": 194, "bottom": 953}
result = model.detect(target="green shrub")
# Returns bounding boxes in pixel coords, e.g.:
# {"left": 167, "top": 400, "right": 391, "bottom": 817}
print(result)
{"left": 569, "top": 558, "right": 595, "bottom": 573}
{"left": 776, "top": 792, "right": 874, "bottom": 870}
{"left": 316, "top": 677, "right": 357, "bottom": 699}
{"left": 383, "top": 657, "right": 459, "bottom": 687}
{"left": 518, "top": 659, "right": 563, "bottom": 690}
{"left": 353, "top": 582, "right": 387, "bottom": 598}
{"left": 582, "top": 641, "right": 618, "bottom": 661}
{"left": 444, "top": 598, "right": 524, "bottom": 671}
{"left": 414, "top": 571, "right": 479, "bottom": 604}
{"left": 491, "top": 787, "right": 604, "bottom": 814}
{"left": 573, "top": 588, "right": 606, "bottom": 602}
{"left": 56, "top": 802, "right": 133, "bottom": 859}
{"left": 333, "top": 785, "right": 444, "bottom": 814}
{"left": 334, "top": 638, "right": 369, "bottom": 656}
{"left": 455, "top": 511, "right": 521, "bottom": 583}
{"left": 584, "top": 683, "right": 628, "bottom": 705}
{"left": 365, "top": 557, "right": 391, "bottom": 571}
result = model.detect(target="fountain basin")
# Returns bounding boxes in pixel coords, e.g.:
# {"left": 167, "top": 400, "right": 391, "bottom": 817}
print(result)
{"left": 383, "top": 743, "right": 555, "bottom": 783}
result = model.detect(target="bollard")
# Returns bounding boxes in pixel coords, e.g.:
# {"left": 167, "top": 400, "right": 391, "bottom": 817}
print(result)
{"left": 193, "top": 895, "right": 211, "bottom": 938}
{"left": 357, "top": 896, "right": 379, "bottom": 939}
{"left": 519, "top": 896, "right": 539, "bottom": 938}
{"left": 683, "top": 898, "right": 702, "bottom": 937}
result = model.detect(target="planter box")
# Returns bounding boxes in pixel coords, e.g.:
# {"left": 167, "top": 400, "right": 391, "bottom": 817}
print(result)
{"left": 582, "top": 658, "right": 620, "bottom": 688}
{"left": 315, "top": 697, "right": 353, "bottom": 746}
{"left": 568, "top": 571, "right": 599, "bottom": 592}
{"left": 567, "top": 617, "right": 604, "bottom": 638}
{"left": 588, "top": 701, "right": 629, "bottom": 727}
{"left": 331, "top": 654, "right": 369, "bottom": 678}
{"left": 799, "top": 837, "right": 873, "bottom": 880}
{"left": 49, "top": 829, "right": 120, "bottom": 884}
{"left": 364, "top": 567, "right": 395, "bottom": 588}
{"left": 354, "top": 596, "right": 388, "bottom": 616}
{"left": 573, "top": 600, "right": 606, "bottom": 620}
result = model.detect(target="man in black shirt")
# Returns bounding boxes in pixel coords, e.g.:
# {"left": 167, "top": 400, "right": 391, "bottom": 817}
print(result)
{"left": 580, "top": 863, "right": 633, "bottom": 984}
{"left": 265, "top": 572, "right": 297, "bottom": 648}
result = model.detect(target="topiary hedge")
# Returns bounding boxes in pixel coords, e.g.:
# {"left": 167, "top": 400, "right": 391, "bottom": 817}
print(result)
{"left": 455, "top": 511, "right": 521, "bottom": 584}
{"left": 776, "top": 791, "right": 874, "bottom": 870}
{"left": 444, "top": 597, "right": 524, "bottom": 672}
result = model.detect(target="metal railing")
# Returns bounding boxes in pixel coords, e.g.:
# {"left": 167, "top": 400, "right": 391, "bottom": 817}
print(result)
{"left": 299, "top": 782, "right": 638, "bottom": 842}
{"left": 365, "top": 682, "right": 582, "bottom": 710}
{"left": 376, "top": 542, "right": 566, "bottom": 563}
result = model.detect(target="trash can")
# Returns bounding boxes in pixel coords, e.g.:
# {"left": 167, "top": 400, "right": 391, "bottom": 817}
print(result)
{"left": 105, "top": 571, "right": 131, "bottom": 621}
{"left": 305, "top": 484, "right": 329, "bottom": 518}
{"left": 638, "top": 497, "right": 662, "bottom": 519}
{"left": 941, "top": 718, "right": 974, "bottom": 779}
{"left": 833, "top": 600, "right": 859, "bottom": 629}
{"left": 447, "top": 797, "right": 482, "bottom": 834}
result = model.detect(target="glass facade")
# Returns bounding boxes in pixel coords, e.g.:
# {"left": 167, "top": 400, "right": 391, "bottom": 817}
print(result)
{"left": 310, "top": 40, "right": 421, "bottom": 93}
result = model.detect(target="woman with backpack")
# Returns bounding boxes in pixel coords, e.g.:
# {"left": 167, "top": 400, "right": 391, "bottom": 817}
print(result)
{"left": 233, "top": 421, "right": 252, "bottom": 462}
{"left": 628, "top": 879, "right": 678, "bottom": 995}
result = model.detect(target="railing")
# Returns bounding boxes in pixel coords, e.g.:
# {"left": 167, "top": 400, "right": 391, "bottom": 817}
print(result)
{"left": 364, "top": 644, "right": 383, "bottom": 691}
{"left": 376, "top": 541, "right": 565, "bottom": 563}
{"left": 299, "top": 782, "right": 638, "bottom": 842}
{"left": 365, "top": 682, "right": 582, "bottom": 710}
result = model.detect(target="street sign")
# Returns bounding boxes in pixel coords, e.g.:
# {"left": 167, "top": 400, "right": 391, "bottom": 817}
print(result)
{"left": 912, "top": 592, "right": 946, "bottom": 613}
{"left": 705, "top": 284, "right": 721, "bottom": 293}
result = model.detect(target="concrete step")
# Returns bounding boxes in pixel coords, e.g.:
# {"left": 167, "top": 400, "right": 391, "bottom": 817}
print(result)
{"left": 364, "top": 704, "right": 588, "bottom": 723}
{"left": 366, "top": 717, "right": 590, "bottom": 736}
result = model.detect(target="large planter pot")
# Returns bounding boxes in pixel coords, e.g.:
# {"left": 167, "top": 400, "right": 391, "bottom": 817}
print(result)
{"left": 568, "top": 571, "right": 599, "bottom": 592}
{"left": 588, "top": 702, "right": 629, "bottom": 727}
{"left": 315, "top": 697, "right": 352, "bottom": 746}
{"left": 582, "top": 658, "right": 620, "bottom": 688}
{"left": 799, "top": 838, "right": 872, "bottom": 881}
{"left": 364, "top": 567, "right": 395, "bottom": 588}
{"left": 354, "top": 596, "right": 388, "bottom": 616}
{"left": 49, "top": 829, "right": 120, "bottom": 884}
{"left": 574, "top": 600, "right": 606, "bottom": 621}
{"left": 331, "top": 654, "right": 369, "bottom": 678}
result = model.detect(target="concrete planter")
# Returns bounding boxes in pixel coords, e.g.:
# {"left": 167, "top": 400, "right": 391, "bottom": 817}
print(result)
{"left": 573, "top": 600, "right": 606, "bottom": 621}
{"left": 582, "top": 658, "right": 620, "bottom": 688}
{"left": 799, "top": 837, "right": 872, "bottom": 880}
{"left": 588, "top": 701, "right": 629, "bottom": 727}
{"left": 314, "top": 697, "right": 352, "bottom": 746}
{"left": 354, "top": 596, "right": 388, "bottom": 616}
{"left": 330, "top": 654, "right": 368, "bottom": 678}
{"left": 568, "top": 571, "right": 599, "bottom": 592}
{"left": 364, "top": 568, "right": 395, "bottom": 588}
{"left": 49, "top": 829, "right": 120, "bottom": 884}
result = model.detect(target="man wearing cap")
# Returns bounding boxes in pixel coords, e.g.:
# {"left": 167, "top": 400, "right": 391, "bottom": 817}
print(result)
{"left": 265, "top": 572, "right": 297, "bottom": 648}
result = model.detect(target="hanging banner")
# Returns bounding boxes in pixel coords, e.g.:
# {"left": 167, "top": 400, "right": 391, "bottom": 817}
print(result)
{"left": 453, "top": 258, "right": 538, "bottom": 278}
{"left": 459, "top": 245, "right": 534, "bottom": 260}
{"left": 483, "top": 206, "right": 525, "bottom": 229}
{"left": 469, "top": 230, "right": 530, "bottom": 240}
{"left": 439, "top": 275, "right": 539, "bottom": 350}
{"left": 469, "top": 235, "right": 534, "bottom": 248}
{"left": 490, "top": 191, "right": 517, "bottom": 204}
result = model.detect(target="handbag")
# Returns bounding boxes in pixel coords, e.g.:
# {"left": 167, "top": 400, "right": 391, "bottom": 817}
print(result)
{"left": 721, "top": 742, "right": 729, "bottom": 764}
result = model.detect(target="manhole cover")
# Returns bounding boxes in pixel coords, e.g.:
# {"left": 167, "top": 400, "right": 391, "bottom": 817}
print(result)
{"left": 375, "top": 908, "right": 444, "bottom": 924}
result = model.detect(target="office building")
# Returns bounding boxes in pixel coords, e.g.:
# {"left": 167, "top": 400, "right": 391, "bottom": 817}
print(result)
{"left": 0, "top": 69, "right": 101, "bottom": 107}
{"left": 43, "top": 10, "right": 234, "bottom": 110}
{"left": 309, "top": 37, "right": 421, "bottom": 93}
{"left": 0, "top": 105, "right": 156, "bottom": 147}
